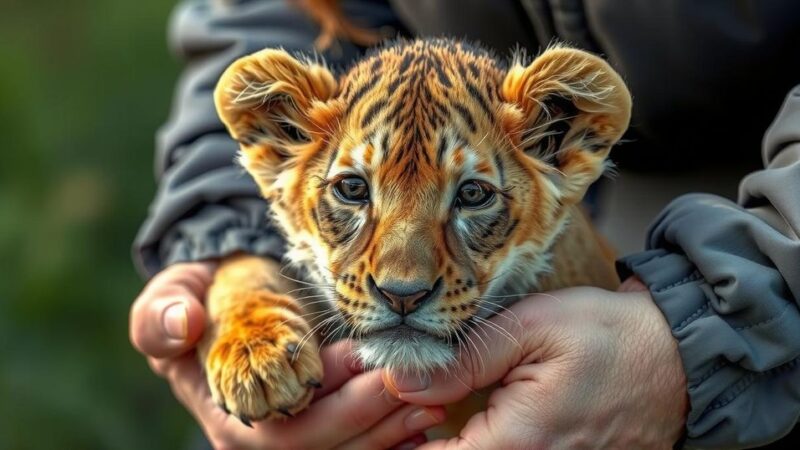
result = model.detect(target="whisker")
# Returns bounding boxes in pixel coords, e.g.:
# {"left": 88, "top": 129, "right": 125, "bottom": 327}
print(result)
{"left": 479, "top": 292, "right": 538, "bottom": 299}
{"left": 296, "top": 297, "right": 336, "bottom": 308}
{"left": 467, "top": 321, "right": 492, "bottom": 356}
{"left": 473, "top": 269, "right": 511, "bottom": 289}
{"left": 277, "top": 269, "right": 330, "bottom": 289}
{"left": 293, "top": 316, "right": 337, "bottom": 362}
{"left": 475, "top": 131, "right": 490, "bottom": 148}
{"left": 451, "top": 328, "right": 477, "bottom": 392}
{"left": 474, "top": 300, "right": 523, "bottom": 329}
{"left": 455, "top": 325, "right": 476, "bottom": 375}
{"left": 287, "top": 285, "right": 335, "bottom": 295}
{"left": 319, "top": 318, "right": 347, "bottom": 347}
{"left": 449, "top": 328, "right": 479, "bottom": 396}
{"left": 291, "top": 293, "right": 330, "bottom": 302}
{"left": 281, "top": 308, "right": 335, "bottom": 326}
{"left": 318, "top": 321, "right": 344, "bottom": 347}
{"left": 528, "top": 292, "right": 563, "bottom": 303}
{"left": 461, "top": 326, "right": 486, "bottom": 377}
{"left": 471, "top": 316, "right": 522, "bottom": 351}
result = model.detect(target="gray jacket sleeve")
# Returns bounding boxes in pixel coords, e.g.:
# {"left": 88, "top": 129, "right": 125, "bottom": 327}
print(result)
{"left": 620, "top": 85, "right": 800, "bottom": 449}
{"left": 132, "top": 0, "right": 401, "bottom": 278}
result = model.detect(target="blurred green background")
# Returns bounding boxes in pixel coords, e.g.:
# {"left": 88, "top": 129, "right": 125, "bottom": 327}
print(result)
{"left": 0, "top": 1, "right": 197, "bottom": 449}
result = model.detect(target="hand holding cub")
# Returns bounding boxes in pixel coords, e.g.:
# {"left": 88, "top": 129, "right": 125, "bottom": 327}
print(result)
{"left": 383, "top": 281, "right": 688, "bottom": 449}
{"left": 130, "top": 262, "right": 446, "bottom": 450}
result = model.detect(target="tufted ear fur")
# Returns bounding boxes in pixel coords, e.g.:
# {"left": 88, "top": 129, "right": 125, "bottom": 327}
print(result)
{"left": 214, "top": 49, "right": 339, "bottom": 190}
{"left": 502, "top": 46, "right": 631, "bottom": 201}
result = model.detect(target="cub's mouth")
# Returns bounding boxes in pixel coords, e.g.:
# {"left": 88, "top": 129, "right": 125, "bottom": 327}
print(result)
{"left": 335, "top": 274, "right": 484, "bottom": 372}
{"left": 365, "top": 323, "right": 430, "bottom": 340}
{"left": 355, "top": 325, "right": 456, "bottom": 373}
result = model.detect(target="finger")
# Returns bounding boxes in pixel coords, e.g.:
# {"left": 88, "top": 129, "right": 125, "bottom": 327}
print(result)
{"left": 338, "top": 405, "right": 445, "bottom": 450}
{"left": 312, "top": 339, "right": 364, "bottom": 399}
{"left": 417, "top": 435, "right": 481, "bottom": 450}
{"left": 392, "top": 434, "right": 429, "bottom": 450}
{"left": 130, "top": 294, "right": 206, "bottom": 358}
{"left": 259, "top": 370, "right": 406, "bottom": 448}
{"left": 162, "top": 352, "right": 257, "bottom": 447}
{"left": 416, "top": 411, "right": 496, "bottom": 450}
{"left": 144, "top": 261, "right": 217, "bottom": 299}
{"left": 130, "top": 263, "right": 214, "bottom": 358}
{"left": 383, "top": 292, "right": 564, "bottom": 406}
{"left": 162, "top": 350, "right": 419, "bottom": 449}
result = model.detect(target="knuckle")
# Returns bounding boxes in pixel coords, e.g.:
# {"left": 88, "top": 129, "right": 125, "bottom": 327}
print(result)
{"left": 163, "top": 262, "right": 214, "bottom": 293}
{"left": 345, "top": 408, "right": 374, "bottom": 431}
{"left": 149, "top": 280, "right": 195, "bottom": 302}
{"left": 339, "top": 397, "right": 382, "bottom": 431}
{"left": 455, "top": 436, "right": 483, "bottom": 450}
{"left": 514, "top": 299, "right": 548, "bottom": 330}
{"left": 356, "top": 435, "right": 391, "bottom": 450}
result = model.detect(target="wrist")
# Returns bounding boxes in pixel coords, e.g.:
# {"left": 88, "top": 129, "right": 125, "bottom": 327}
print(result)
{"left": 627, "top": 288, "right": 690, "bottom": 445}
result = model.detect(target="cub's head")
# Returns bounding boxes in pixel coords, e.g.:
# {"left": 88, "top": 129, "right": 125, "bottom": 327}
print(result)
{"left": 214, "top": 39, "right": 631, "bottom": 373}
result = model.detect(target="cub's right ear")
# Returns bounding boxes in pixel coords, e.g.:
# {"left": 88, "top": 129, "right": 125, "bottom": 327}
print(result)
{"left": 214, "top": 49, "right": 339, "bottom": 178}
{"left": 501, "top": 46, "right": 631, "bottom": 202}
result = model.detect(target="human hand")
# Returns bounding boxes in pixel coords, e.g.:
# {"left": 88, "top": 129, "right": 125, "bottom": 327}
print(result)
{"left": 383, "top": 281, "right": 688, "bottom": 449}
{"left": 130, "top": 262, "right": 446, "bottom": 449}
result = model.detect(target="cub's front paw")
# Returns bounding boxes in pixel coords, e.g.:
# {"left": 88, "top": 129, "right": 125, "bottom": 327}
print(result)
{"left": 203, "top": 293, "right": 323, "bottom": 424}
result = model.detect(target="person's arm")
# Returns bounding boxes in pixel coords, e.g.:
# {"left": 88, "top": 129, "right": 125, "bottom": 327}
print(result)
{"left": 619, "top": 85, "right": 800, "bottom": 448}
{"left": 133, "top": 0, "right": 403, "bottom": 278}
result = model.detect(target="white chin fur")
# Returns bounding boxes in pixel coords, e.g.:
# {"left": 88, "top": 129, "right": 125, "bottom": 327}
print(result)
{"left": 355, "top": 334, "right": 455, "bottom": 375}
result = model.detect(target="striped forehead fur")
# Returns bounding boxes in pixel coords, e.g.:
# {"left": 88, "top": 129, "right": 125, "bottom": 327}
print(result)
{"left": 333, "top": 39, "right": 506, "bottom": 181}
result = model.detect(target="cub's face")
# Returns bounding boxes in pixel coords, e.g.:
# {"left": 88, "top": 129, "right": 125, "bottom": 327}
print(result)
{"left": 215, "top": 39, "right": 631, "bottom": 372}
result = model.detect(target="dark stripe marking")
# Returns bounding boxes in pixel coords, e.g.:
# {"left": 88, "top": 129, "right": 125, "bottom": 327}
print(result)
{"left": 452, "top": 102, "right": 477, "bottom": 133}
{"left": 347, "top": 76, "right": 380, "bottom": 113}
{"left": 360, "top": 99, "right": 388, "bottom": 128}
{"left": 434, "top": 63, "right": 452, "bottom": 88}
{"left": 436, "top": 134, "right": 448, "bottom": 165}
{"left": 466, "top": 81, "right": 493, "bottom": 119}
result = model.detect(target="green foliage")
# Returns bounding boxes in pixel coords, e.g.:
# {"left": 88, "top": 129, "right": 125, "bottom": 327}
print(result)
{"left": 0, "top": 1, "right": 199, "bottom": 448}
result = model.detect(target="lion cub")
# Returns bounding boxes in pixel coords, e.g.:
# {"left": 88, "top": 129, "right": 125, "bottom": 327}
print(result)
{"left": 200, "top": 38, "right": 630, "bottom": 428}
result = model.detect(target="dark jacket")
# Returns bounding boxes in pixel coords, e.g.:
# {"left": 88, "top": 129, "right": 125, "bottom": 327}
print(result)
{"left": 133, "top": 1, "right": 800, "bottom": 447}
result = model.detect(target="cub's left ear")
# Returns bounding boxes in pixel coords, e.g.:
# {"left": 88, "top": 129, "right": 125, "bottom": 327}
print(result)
{"left": 502, "top": 47, "right": 631, "bottom": 201}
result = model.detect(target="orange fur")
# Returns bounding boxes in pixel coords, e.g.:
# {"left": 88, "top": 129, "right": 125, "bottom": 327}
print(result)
{"left": 206, "top": 38, "right": 631, "bottom": 430}
{"left": 198, "top": 255, "right": 323, "bottom": 421}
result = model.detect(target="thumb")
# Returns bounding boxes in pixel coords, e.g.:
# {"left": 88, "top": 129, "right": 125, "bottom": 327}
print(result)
{"left": 130, "top": 262, "right": 215, "bottom": 358}
{"left": 382, "top": 296, "right": 553, "bottom": 406}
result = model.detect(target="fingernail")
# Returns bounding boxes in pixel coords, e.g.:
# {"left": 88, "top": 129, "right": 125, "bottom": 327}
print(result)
{"left": 162, "top": 302, "right": 187, "bottom": 340}
{"left": 404, "top": 407, "right": 443, "bottom": 431}
{"left": 385, "top": 371, "right": 430, "bottom": 395}
{"left": 395, "top": 442, "right": 418, "bottom": 450}
{"left": 383, "top": 389, "right": 405, "bottom": 405}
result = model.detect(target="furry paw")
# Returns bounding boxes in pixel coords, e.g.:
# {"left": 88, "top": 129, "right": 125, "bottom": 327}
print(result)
{"left": 203, "top": 293, "right": 323, "bottom": 424}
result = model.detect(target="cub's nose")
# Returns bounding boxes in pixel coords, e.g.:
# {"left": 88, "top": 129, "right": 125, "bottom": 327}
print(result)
{"left": 369, "top": 276, "right": 441, "bottom": 316}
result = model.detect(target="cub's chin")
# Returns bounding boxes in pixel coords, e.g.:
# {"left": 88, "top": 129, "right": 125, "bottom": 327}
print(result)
{"left": 354, "top": 325, "right": 455, "bottom": 374}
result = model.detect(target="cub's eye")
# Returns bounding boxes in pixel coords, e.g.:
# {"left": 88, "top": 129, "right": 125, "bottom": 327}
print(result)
{"left": 333, "top": 176, "right": 370, "bottom": 204}
{"left": 456, "top": 180, "right": 495, "bottom": 209}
